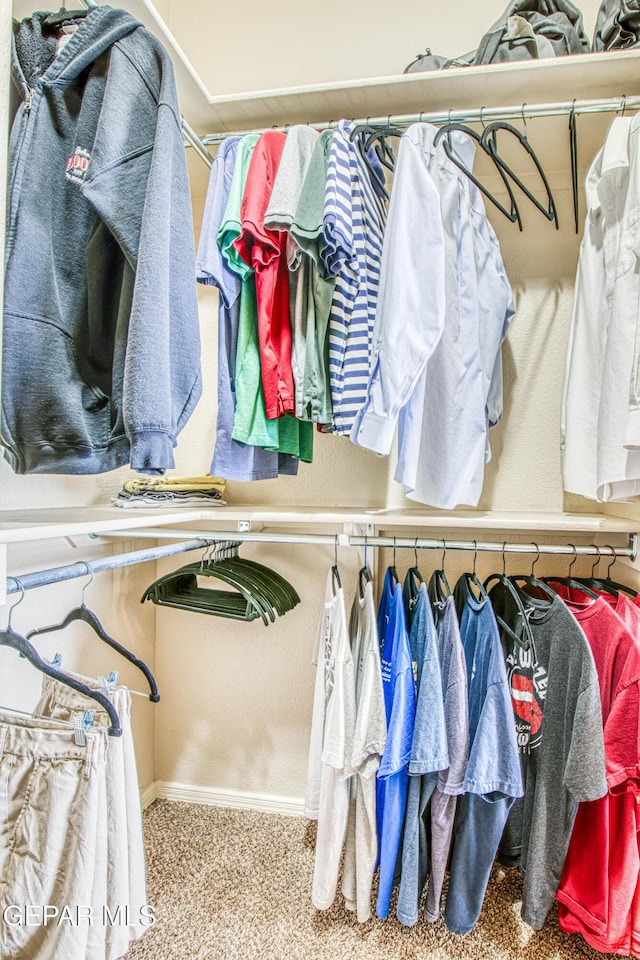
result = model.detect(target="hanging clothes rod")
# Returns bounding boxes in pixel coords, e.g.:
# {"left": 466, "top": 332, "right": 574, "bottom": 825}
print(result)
{"left": 182, "top": 119, "right": 213, "bottom": 168}
{"left": 5, "top": 538, "right": 206, "bottom": 596}
{"left": 199, "top": 93, "right": 640, "bottom": 146}
{"left": 4, "top": 530, "right": 636, "bottom": 596}
{"left": 94, "top": 528, "right": 638, "bottom": 559}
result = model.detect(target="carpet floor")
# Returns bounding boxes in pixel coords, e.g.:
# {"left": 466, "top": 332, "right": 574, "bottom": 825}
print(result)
{"left": 126, "top": 800, "right": 614, "bottom": 960}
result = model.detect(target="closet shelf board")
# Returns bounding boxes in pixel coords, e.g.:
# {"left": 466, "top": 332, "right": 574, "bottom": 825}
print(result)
{"left": 0, "top": 506, "right": 636, "bottom": 545}
{"left": 105, "top": 3, "right": 640, "bottom": 136}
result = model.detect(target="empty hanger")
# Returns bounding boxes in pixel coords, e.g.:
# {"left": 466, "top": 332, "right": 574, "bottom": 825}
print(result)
{"left": 480, "top": 110, "right": 559, "bottom": 229}
{"left": 434, "top": 119, "right": 523, "bottom": 228}
{"left": 26, "top": 564, "right": 160, "bottom": 702}
{"left": 569, "top": 100, "right": 579, "bottom": 234}
{"left": 0, "top": 581, "right": 121, "bottom": 736}
{"left": 141, "top": 541, "right": 299, "bottom": 625}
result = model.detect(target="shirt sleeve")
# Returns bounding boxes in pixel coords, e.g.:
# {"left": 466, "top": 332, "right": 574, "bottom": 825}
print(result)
{"left": 605, "top": 680, "right": 640, "bottom": 794}
{"left": 350, "top": 136, "right": 446, "bottom": 455}
{"left": 564, "top": 681, "right": 608, "bottom": 802}
{"left": 82, "top": 60, "right": 201, "bottom": 475}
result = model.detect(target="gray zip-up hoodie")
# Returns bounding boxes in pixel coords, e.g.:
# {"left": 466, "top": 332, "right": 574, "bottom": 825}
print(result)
{"left": 4, "top": 7, "right": 202, "bottom": 474}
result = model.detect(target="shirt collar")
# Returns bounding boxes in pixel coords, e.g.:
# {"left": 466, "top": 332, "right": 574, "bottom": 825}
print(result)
{"left": 586, "top": 116, "right": 632, "bottom": 217}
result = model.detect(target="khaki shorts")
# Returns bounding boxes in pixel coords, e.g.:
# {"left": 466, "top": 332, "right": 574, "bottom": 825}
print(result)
{"left": 0, "top": 710, "right": 107, "bottom": 960}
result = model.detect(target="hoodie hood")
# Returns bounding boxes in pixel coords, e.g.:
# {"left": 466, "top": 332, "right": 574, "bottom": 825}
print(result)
{"left": 12, "top": 6, "right": 140, "bottom": 92}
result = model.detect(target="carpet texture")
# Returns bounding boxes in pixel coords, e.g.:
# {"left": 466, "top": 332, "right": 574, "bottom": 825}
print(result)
{"left": 126, "top": 800, "right": 612, "bottom": 960}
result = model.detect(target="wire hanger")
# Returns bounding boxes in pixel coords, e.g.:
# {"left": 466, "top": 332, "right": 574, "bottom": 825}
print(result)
{"left": 0, "top": 580, "right": 122, "bottom": 736}
{"left": 480, "top": 104, "right": 559, "bottom": 229}
{"left": 434, "top": 112, "right": 523, "bottom": 228}
{"left": 26, "top": 563, "right": 160, "bottom": 702}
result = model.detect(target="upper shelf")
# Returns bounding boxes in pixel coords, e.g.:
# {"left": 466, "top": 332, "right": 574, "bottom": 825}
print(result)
{"left": 0, "top": 505, "right": 636, "bottom": 545}
{"left": 105, "top": 5, "right": 640, "bottom": 133}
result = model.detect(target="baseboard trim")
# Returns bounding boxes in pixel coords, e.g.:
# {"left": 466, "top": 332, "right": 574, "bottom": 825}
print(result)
{"left": 140, "top": 782, "right": 158, "bottom": 810}
{"left": 153, "top": 780, "right": 305, "bottom": 816}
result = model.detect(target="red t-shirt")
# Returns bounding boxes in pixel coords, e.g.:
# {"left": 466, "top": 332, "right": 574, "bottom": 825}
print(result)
{"left": 552, "top": 591, "right": 640, "bottom": 954}
{"left": 233, "top": 132, "right": 295, "bottom": 419}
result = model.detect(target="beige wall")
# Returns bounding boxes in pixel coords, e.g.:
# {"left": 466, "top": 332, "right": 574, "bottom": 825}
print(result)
{"left": 3, "top": 0, "right": 640, "bottom": 803}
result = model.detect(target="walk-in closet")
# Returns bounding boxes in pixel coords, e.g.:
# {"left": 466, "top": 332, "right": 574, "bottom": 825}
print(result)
{"left": 2, "top": 0, "right": 640, "bottom": 957}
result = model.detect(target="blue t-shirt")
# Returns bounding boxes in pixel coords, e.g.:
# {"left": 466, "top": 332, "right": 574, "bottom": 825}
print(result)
{"left": 454, "top": 578, "right": 523, "bottom": 797}
{"left": 376, "top": 580, "right": 416, "bottom": 919}
{"left": 396, "top": 583, "right": 449, "bottom": 926}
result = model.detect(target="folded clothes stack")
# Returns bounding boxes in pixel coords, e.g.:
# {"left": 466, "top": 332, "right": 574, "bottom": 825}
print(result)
{"left": 111, "top": 475, "right": 227, "bottom": 509}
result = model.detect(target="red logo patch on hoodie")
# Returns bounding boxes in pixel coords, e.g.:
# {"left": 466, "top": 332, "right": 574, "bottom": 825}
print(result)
{"left": 65, "top": 146, "right": 91, "bottom": 184}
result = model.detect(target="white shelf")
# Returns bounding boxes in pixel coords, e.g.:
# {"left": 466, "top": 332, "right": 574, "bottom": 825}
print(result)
{"left": 0, "top": 505, "right": 636, "bottom": 545}
{"left": 105, "top": 10, "right": 640, "bottom": 136}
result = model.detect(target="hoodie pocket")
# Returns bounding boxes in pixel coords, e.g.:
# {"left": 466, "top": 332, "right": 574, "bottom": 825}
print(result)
{"left": 3, "top": 313, "right": 112, "bottom": 454}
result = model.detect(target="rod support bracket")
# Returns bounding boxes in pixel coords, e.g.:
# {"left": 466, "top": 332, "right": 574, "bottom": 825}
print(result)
{"left": 238, "top": 521, "right": 252, "bottom": 533}
{"left": 629, "top": 532, "right": 638, "bottom": 563}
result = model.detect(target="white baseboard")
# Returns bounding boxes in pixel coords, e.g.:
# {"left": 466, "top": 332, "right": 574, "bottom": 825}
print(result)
{"left": 140, "top": 782, "right": 158, "bottom": 810}
{"left": 152, "top": 780, "right": 305, "bottom": 816}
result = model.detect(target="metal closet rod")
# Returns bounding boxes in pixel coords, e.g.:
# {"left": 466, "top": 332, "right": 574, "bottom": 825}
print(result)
{"left": 200, "top": 93, "right": 640, "bottom": 146}
{"left": 4, "top": 530, "right": 636, "bottom": 596}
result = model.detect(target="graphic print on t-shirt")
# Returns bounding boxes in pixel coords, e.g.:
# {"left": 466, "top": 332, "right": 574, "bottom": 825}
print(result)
{"left": 504, "top": 641, "right": 548, "bottom": 753}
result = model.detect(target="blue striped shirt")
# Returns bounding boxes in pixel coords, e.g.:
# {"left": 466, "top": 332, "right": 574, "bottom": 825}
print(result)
{"left": 322, "top": 120, "right": 388, "bottom": 435}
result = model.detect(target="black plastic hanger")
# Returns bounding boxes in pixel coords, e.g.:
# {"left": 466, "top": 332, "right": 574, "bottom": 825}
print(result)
{"left": 480, "top": 116, "right": 559, "bottom": 229}
{"left": 428, "top": 540, "right": 452, "bottom": 607}
{"left": 483, "top": 542, "right": 535, "bottom": 651}
{"left": 403, "top": 538, "right": 424, "bottom": 624}
{"left": 434, "top": 120, "right": 523, "bottom": 228}
{"left": 26, "top": 565, "right": 160, "bottom": 702}
{"left": 1, "top": 582, "right": 121, "bottom": 736}
{"left": 542, "top": 544, "right": 602, "bottom": 601}
{"left": 332, "top": 535, "right": 342, "bottom": 590}
{"left": 569, "top": 101, "right": 579, "bottom": 234}
{"left": 43, "top": 8, "right": 88, "bottom": 29}
{"left": 574, "top": 544, "right": 637, "bottom": 599}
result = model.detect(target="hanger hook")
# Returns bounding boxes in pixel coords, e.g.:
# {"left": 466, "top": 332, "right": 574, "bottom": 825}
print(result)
{"left": 393, "top": 536, "right": 397, "bottom": 568}
{"left": 414, "top": 536, "right": 419, "bottom": 569}
{"left": 530, "top": 543, "right": 540, "bottom": 577}
{"left": 480, "top": 106, "right": 486, "bottom": 131}
{"left": 473, "top": 539, "right": 478, "bottom": 576}
{"left": 568, "top": 543, "right": 578, "bottom": 575}
{"left": 6, "top": 578, "right": 26, "bottom": 631}
{"left": 441, "top": 538, "right": 447, "bottom": 570}
{"left": 591, "top": 544, "right": 602, "bottom": 577}
{"left": 502, "top": 541, "right": 507, "bottom": 577}
{"left": 334, "top": 534, "right": 339, "bottom": 570}
{"left": 619, "top": 95, "right": 627, "bottom": 116}
{"left": 604, "top": 544, "right": 617, "bottom": 578}
{"left": 419, "top": 110, "right": 425, "bottom": 123}
{"left": 521, "top": 102, "right": 528, "bottom": 134}
{"left": 80, "top": 561, "right": 94, "bottom": 606}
